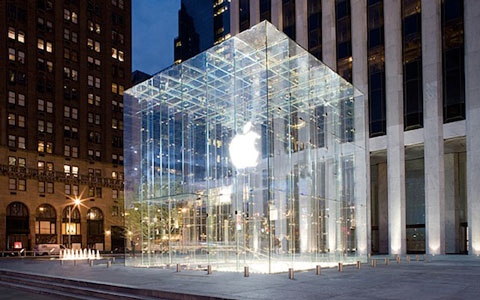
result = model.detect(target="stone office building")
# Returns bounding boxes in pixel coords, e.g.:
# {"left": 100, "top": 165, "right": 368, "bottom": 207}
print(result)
{"left": 0, "top": 0, "right": 131, "bottom": 252}
{"left": 227, "top": 0, "right": 480, "bottom": 256}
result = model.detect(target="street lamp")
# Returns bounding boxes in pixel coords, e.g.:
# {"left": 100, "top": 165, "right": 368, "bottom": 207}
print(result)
{"left": 68, "top": 197, "right": 82, "bottom": 249}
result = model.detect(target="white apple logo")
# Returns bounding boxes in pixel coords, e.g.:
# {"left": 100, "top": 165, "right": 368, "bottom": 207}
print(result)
{"left": 229, "top": 122, "right": 260, "bottom": 169}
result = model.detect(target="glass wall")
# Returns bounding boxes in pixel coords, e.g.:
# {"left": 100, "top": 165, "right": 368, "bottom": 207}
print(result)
{"left": 260, "top": 0, "right": 272, "bottom": 22}
{"left": 239, "top": 0, "right": 250, "bottom": 32}
{"left": 282, "top": 0, "right": 296, "bottom": 40}
{"left": 335, "top": 0, "right": 352, "bottom": 83}
{"left": 308, "top": 0, "right": 322, "bottom": 60}
{"left": 441, "top": 0, "right": 465, "bottom": 123}
{"left": 402, "top": 0, "right": 423, "bottom": 130}
{"left": 124, "top": 21, "right": 366, "bottom": 274}
{"left": 367, "top": 0, "right": 386, "bottom": 137}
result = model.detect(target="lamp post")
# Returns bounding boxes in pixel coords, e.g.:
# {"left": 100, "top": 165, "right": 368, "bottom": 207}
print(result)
{"left": 68, "top": 198, "right": 82, "bottom": 249}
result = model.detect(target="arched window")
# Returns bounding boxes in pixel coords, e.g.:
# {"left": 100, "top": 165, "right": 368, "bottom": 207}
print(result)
{"left": 62, "top": 206, "right": 81, "bottom": 235}
{"left": 87, "top": 207, "right": 104, "bottom": 250}
{"left": 36, "top": 204, "right": 57, "bottom": 244}
{"left": 6, "top": 202, "right": 29, "bottom": 250}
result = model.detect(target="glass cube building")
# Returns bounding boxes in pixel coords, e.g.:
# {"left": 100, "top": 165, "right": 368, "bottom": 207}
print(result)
{"left": 124, "top": 21, "right": 367, "bottom": 273}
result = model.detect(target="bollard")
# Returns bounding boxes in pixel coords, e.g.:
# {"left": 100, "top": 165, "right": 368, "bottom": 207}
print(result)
{"left": 372, "top": 259, "right": 377, "bottom": 268}
{"left": 89, "top": 260, "right": 93, "bottom": 267}
{"left": 73, "top": 260, "right": 76, "bottom": 266}
{"left": 207, "top": 265, "right": 212, "bottom": 275}
{"left": 385, "top": 258, "right": 389, "bottom": 266}
{"left": 316, "top": 265, "right": 321, "bottom": 275}
{"left": 60, "top": 260, "right": 64, "bottom": 265}
{"left": 112, "top": 257, "right": 116, "bottom": 263}
{"left": 107, "top": 261, "right": 111, "bottom": 268}
{"left": 244, "top": 266, "right": 249, "bottom": 277}
{"left": 423, "top": 254, "right": 427, "bottom": 262}
{"left": 356, "top": 261, "right": 361, "bottom": 270}
{"left": 288, "top": 268, "right": 294, "bottom": 280}
{"left": 407, "top": 255, "right": 411, "bottom": 263}
{"left": 397, "top": 256, "right": 400, "bottom": 264}
{"left": 176, "top": 264, "right": 181, "bottom": 272}
{"left": 416, "top": 255, "right": 419, "bottom": 262}
{"left": 338, "top": 262, "right": 343, "bottom": 272}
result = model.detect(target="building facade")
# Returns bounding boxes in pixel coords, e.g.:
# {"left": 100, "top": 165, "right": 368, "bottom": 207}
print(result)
{"left": 174, "top": 0, "right": 231, "bottom": 64}
{"left": 227, "top": 0, "right": 480, "bottom": 256}
{"left": 0, "top": 0, "right": 131, "bottom": 252}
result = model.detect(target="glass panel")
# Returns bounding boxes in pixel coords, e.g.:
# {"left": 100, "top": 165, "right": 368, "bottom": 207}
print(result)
{"left": 124, "top": 21, "right": 366, "bottom": 273}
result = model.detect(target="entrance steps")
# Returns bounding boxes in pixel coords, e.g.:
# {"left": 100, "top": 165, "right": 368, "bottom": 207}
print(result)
{"left": 0, "top": 269, "right": 228, "bottom": 300}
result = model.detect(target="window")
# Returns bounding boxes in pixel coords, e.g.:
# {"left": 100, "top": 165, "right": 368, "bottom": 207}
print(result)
{"left": 17, "top": 51, "right": 25, "bottom": 64}
{"left": 47, "top": 182, "right": 54, "bottom": 193}
{"left": 308, "top": 0, "right": 322, "bottom": 60}
{"left": 18, "top": 93, "right": 25, "bottom": 106}
{"left": 65, "top": 184, "right": 71, "bottom": 195}
{"left": 64, "top": 8, "right": 71, "bottom": 20}
{"left": 8, "top": 114, "right": 15, "bottom": 126}
{"left": 9, "top": 157, "right": 16, "bottom": 166}
{"left": 72, "top": 166, "right": 79, "bottom": 177}
{"left": 64, "top": 106, "right": 70, "bottom": 118}
{"left": 239, "top": 0, "right": 250, "bottom": 31}
{"left": 8, "top": 27, "right": 15, "bottom": 39}
{"left": 94, "top": 41, "right": 101, "bottom": 52}
{"left": 38, "top": 120, "right": 45, "bottom": 132}
{"left": 46, "top": 162, "right": 54, "bottom": 172}
{"left": 18, "top": 158, "right": 26, "bottom": 168}
{"left": 113, "top": 189, "right": 118, "bottom": 199}
{"left": 72, "top": 146, "right": 78, "bottom": 158}
{"left": 96, "top": 187, "right": 102, "bottom": 198}
{"left": 38, "top": 181, "right": 46, "bottom": 193}
{"left": 8, "top": 48, "right": 15, "bottom": 61}
{"left": 18, "top": 179, "right": 26, "bottom": 191}
{"left": 9, "top": 91, "right": 16, "bottom": 104}
{"left": 47, "top": 122, "right": 53, "bottom": 133}
{"left": 64, "top": 145, "right": 71, "bottom": 156}
{"left": 88, "top": 75, "right": 93, "bottom": 86}
{"left": 112, "top": 171, "right": 117, "bottom": 179}
{"left": 95, "top": 77, "right": 101, "bottom": 88}
{"left": 17, "top": 31, "right": 24, "bottom": 43}
{"left": 38, "top": 141, "right": 45, "bottom": 152}
{"left": 18, "top": 137, "right": 25, "bottom": 149}
{"left": 8, "top": 135, "right": 16, "bottom": 148}
{"left": 38, "top": 161, "right": 45, "bottom": 171}
{"left": 18, "top": 115, "right": 25, "bottom": 128}
{"left": 72, "top": 12, "right": 78, "bottom": 24}
{"left": 72, "top": 107, "right": 78, "bottom": 119}
{"left": 37, "top": 38, "right": 45, "bottom": 50}
{"left": 260, "top": 0, "right": 272, "bottom": 22}
{"left": 47, "top": 101, "right": 53, "bottom": 113}
{"left": 64, "top": 164, "right": 71, "bottom": 174}
{"left": 335, "top": 0, "right": 352, "bottom": 83}
{"left": 9, "top": 178, "right": 16, "bottom": 190}
{"left": 73, "top": 185, "right": 79, "bottom": 196}
{"left": 112, "top": 83, "right": 118, "bottom": 94}
{"left": 283, "top": 0, "right": 296, "bottom": 40}
{"left": 46, "top": 41, "right": 53, "bottom": 53}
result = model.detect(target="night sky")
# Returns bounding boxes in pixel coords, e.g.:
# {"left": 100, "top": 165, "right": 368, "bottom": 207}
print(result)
{"left": 132, "top": 0, "right": 180, "bottom": 75}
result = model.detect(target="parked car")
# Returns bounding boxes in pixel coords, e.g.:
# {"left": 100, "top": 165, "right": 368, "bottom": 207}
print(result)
{"left": 34, "top": 244, "right": 66, "bottom": 256}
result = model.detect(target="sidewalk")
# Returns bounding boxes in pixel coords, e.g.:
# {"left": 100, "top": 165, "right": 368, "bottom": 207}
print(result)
{"left": 0, "top": 256, "right": 479, "bottom": 299}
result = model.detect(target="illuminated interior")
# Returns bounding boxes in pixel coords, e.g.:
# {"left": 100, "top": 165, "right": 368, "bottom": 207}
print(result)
{"left": 124, "top": 21, "right": 367, "bottom": 273}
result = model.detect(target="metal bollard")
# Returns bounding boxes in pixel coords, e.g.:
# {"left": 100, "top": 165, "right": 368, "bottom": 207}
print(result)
{"left": 288, "top": 268, "right": 294, "bottom": 280}
{"left": 316, "top": 265, "right": 321, "bottom": 275}
{"left": 407, "top": 255, "right": 411, "bottom": 263}
{"left": 112, "top": 257, "right": 116, "bottom": 263}
{"left": 60, "top": 260, "right": 64, "bottom": 265}
{"left": 207, "top": 265, "right": 212, "bottom": 275}
{"left": 89, "top": 260, "right": 93, "bottom": 267}
{"left": 397, "top": 256, "right": 400, "bottom": 264}
{"left": 176, "top": 264, "right": 181, "bottom": 272}
{"left": 338, "top": 262, "right": 343, "bottom": 272}
{"left": 385, "top": 258, "right": 389, "bottom": 265}
{"left": 107, "top": 261, "right": 111, "bottom": 268}
{"left": 244, "top": 266, "right": 249, "bottom": 277}
{"left": 372, "top": 259, "right": 377, "bottom": 268}
{"left": 416, "top": 255, "right": 419, "bottom": 262}
{"left": 356, "top": 261, "right": 361, "bottom": 270}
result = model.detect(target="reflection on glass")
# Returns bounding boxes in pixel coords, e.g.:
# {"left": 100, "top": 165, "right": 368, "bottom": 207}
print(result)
{"left": 124, "top": 21, "right": 366, "bottom": 273}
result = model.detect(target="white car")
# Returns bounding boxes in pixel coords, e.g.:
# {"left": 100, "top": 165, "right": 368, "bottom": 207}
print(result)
{"left": 34, "top": 244, "right": 66, "bottom": 256}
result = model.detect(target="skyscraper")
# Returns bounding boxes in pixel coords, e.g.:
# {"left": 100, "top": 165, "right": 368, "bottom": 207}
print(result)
{"left": 0, "top": 0, "right": 131, "bottom": 252}
{"left": 174, "top": 0, "right": 231, "bottom": 64}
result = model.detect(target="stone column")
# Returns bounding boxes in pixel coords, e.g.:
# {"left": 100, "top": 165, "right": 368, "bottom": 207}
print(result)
{"left": 322, "top": 0, "right": 336, "bottom": 70}
{"left": 465, "top": 0, "right": 480, "bottom": 255}
{"left": 230, "top": 0, "right": 240, "bottom": 36}
{"left": 378, "top": 162, "right": 389, "bottom": 253}
{"left": 384, "top": 0, "right": 406, "bottom": 255}
{"left": 422, "top": 0, "right": 445, "bottom": 255}
{"left": 295, "top": 0, "right": 308, "bottom": 49}
{"left": 250, "top": 0, "right": 259, "bottom": 26}
{"left": 271, "top": 0, "right": 283, "bottom": 30}
{"left": 351, "top": 0, "right": 370, "bottom": 255}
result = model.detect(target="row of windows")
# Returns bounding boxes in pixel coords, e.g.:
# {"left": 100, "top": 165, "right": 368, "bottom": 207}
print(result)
{"left": 111, "top": 83, "right": 125, "bottom": 95}
{"left": 7, "top": 27, "right": 25, "bottom": 43}
{"left": 8, "top": 157, "right": 123, "bottom": 178}
{"left": 8, "top": 48, "right": 25, "bottom": 64}
{"left": 8, "top": 114, "right": 25, "bottom": 128}
{"left": 63, "top": 9, "right": 79, "bottom": 24}
{"left": 111, "top": 0, "right": 125, "bottom": 10}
